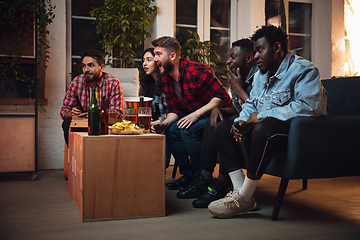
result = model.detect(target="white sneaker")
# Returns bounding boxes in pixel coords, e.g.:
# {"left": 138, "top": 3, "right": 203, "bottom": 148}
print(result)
{"left": 208, "top": 191, "right": 256, "bottom": 218}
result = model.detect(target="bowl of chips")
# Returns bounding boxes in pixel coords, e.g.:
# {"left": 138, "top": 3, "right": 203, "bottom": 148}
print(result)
{"left": 109, "top": 120, "right": 144, "bottom": 135}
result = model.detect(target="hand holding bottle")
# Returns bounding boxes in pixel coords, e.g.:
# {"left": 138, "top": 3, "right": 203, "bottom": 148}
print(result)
{"left": 72, "top": 95, "right": 87, "bottom": 118}
{"left": 70, "top": 107, "right": 87, "bottom": 118}
{"left": 233, "top": 120, "right": 250, "bottom": 164}
{"left": 232, "top": 121, "right": 245, "bottom": 142}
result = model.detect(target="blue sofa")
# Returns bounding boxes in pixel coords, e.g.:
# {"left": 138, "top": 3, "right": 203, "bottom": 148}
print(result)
{"left": 265, "top": 76, "right": 360, "bottom": 220}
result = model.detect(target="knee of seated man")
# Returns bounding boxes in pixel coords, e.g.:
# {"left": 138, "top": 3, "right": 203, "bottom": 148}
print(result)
{"left": 179, "top": 127, "right": 199, "bottom": 139}
{"left": 213, "top": 119, "right": 232, "bottom": 140}
{"left": 168, "top": 121, "right": 182, "bottom": 133}
{"left": 251, "top": 118, "right": 276, "bottom": 139}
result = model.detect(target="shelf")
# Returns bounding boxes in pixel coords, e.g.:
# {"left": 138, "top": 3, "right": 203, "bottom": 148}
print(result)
{"left": 0, "top": 98, "right": 48, "bottom": 105}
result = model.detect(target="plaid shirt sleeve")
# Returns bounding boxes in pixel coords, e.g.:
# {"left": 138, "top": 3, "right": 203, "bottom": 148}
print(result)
{"left": 60, "top": 75, "right": 84, "bottom": 119}
{"left": 164, "top": 59, "right": 231, "bottom": 118}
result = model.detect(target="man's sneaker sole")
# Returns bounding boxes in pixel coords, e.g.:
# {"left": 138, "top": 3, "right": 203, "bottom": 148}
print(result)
{"left": 208, "top": 192, "right": 256, "bottom": 218}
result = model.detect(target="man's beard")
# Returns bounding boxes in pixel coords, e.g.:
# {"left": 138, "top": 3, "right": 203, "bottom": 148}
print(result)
{"left": 259, "top": 48, "right": 276, "bottom": 74}
{"left": 85, "top": 71, "right": 101, "bottom": 84}
{"left": 237, "top": 59, "right": 248, "bottom": 78}
{"left": 160, "top": 59, "right": 174, "bottom": 77}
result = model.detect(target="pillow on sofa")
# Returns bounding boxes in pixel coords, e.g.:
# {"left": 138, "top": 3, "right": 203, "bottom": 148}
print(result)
{"left": 104, "top": 68, "right": 139, "bottom": 98}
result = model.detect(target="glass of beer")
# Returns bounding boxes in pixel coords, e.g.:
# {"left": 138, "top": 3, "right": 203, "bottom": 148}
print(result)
{"left": 108, "top": 109, "right": 120, "bottom": 124}
{"left": 124, "top": 108, "right": 138, "bottom": 124}
{"left": 138, "top": 107, "right": 152, "bottom": 132}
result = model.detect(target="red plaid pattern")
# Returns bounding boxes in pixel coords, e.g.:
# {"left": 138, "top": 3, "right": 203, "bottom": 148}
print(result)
{"left": 162, "top": 58, "right": 231, "bottom": 118}
{"left": 60, "top": 72, "right": 124, "bottom": 119}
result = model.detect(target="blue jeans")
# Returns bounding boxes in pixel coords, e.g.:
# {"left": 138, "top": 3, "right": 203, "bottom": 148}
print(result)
{"left": 166, "top": 116, "right": 208, "bottom": 177}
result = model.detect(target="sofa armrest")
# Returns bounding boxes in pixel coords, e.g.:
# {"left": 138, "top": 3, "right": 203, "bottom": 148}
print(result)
{"left": 265, "top": 116, "right": 360, "bottom": 179}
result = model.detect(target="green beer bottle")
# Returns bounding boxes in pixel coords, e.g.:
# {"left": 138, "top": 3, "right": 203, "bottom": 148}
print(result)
{"left": 88, "top": 87, "right": 100, "bottom": 135}
{"left": 234, "top": 121, "right": 249, "bottom": 165}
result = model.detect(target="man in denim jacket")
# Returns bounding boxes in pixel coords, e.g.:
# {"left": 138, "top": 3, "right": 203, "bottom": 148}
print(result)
{"left": 208, "top": 25, "right": 328, "bottom": 218}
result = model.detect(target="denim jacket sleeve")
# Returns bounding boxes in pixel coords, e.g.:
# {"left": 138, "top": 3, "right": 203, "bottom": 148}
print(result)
{"left": 235, "top": 87, "right": 258, "bottom": 122}
{"left": 257, "top": 64, "right": 327, "bottom": 121}
{"left": 235, "top": 53, "right": 328, "bottom": 123}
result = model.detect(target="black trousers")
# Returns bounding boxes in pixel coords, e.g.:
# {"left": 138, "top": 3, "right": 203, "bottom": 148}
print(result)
{"left": 215, "top": 117, "right": 290, "bottom": 177}
{"left": 62, "top": 117, "right": 72, "bottom": 147}
{"left": 200, "top": 115, "right": 237, "bottom": 175}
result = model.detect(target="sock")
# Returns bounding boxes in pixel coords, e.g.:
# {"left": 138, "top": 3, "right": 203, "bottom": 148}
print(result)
{"left": 228, "top": 169, "right": 245, "bottom": 192}
{"left": 239, "top": 176, "right": 260, "bottom": 202}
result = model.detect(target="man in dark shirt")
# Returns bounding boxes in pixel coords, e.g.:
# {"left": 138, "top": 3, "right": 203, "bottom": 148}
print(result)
{"left": 151, "top": 36, "right": 231, "bottom": 189}
{"left": 176, "top": 39, "right": 258, "bottom": 208}
{"left": 208, "top": 25, "right": 327, "bottom": 218}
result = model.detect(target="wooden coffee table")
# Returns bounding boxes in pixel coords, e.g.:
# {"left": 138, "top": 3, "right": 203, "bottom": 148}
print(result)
{"left": 67, "top": 132, "right": 165, "bottom": 221}
{"left": 64, "top": 118, "right": 87, "bottom": 180}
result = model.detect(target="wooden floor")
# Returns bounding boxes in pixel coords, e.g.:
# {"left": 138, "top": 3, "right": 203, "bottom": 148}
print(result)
{"left": 1, "top": 168, "right": 360, "bottom": 240}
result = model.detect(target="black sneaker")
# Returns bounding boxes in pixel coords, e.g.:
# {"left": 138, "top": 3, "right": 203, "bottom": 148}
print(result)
{"left": 177, "top": 175, "right": 212, "bottom": 199}
{"left": 166, "top": 175, "right": 194, "bottom": 190}
{"left": 178, "top": 178, "right": 198, "bottom": 192}
{"left": 192, "top": 178, "right": 228, "bottom": 208}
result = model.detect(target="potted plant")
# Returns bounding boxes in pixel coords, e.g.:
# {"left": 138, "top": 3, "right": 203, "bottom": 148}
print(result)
{"left": 0, "top": 0, "right": 55, "bottom": 111}
{"left": 90, "top": 0, "right": 158, "bottom": 68}
{"left": 181, "top": 30, "right": 220, "bottom": 67}
{"left": 180, "top": 30, "right": 228, "bottom": 87}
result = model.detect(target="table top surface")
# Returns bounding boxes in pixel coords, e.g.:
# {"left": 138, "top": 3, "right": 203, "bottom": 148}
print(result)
{"left": 0, "top": 113, "right": 35, "bottom": 117}
{"left": 73, "top": 131, "right": 165, "bottom": 139}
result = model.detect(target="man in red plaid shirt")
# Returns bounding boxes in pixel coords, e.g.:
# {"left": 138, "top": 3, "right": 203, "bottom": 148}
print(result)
{"left": 60, "top": 49, "right": 123, "bottom": 146}
{"left": 151, "top": 36, "right": 231, "bottom": 190}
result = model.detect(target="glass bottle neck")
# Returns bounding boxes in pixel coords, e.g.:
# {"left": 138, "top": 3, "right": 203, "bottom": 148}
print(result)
{"left": 91, "top": 88, "right": 98, "bottom": 105}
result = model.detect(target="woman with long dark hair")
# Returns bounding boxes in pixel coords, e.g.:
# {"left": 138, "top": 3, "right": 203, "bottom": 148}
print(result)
{"left": 139, "top": 48, "right": 171, "bottom": 167}
{"left": 139, "top": 48, "right": 167, "bottom": 122}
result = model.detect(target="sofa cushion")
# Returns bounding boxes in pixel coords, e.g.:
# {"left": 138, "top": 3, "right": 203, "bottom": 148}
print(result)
{"left": 104, "top": 68, "right": 139, "bottom": 98}
{"left": 322, "top": 77, "right": 360, "bottom": 116}
{"left": 265, "top": 77, "right": 360, "bottom": 180}
{"left": 265, "top": 115, "right": 360, "bottom": 179}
